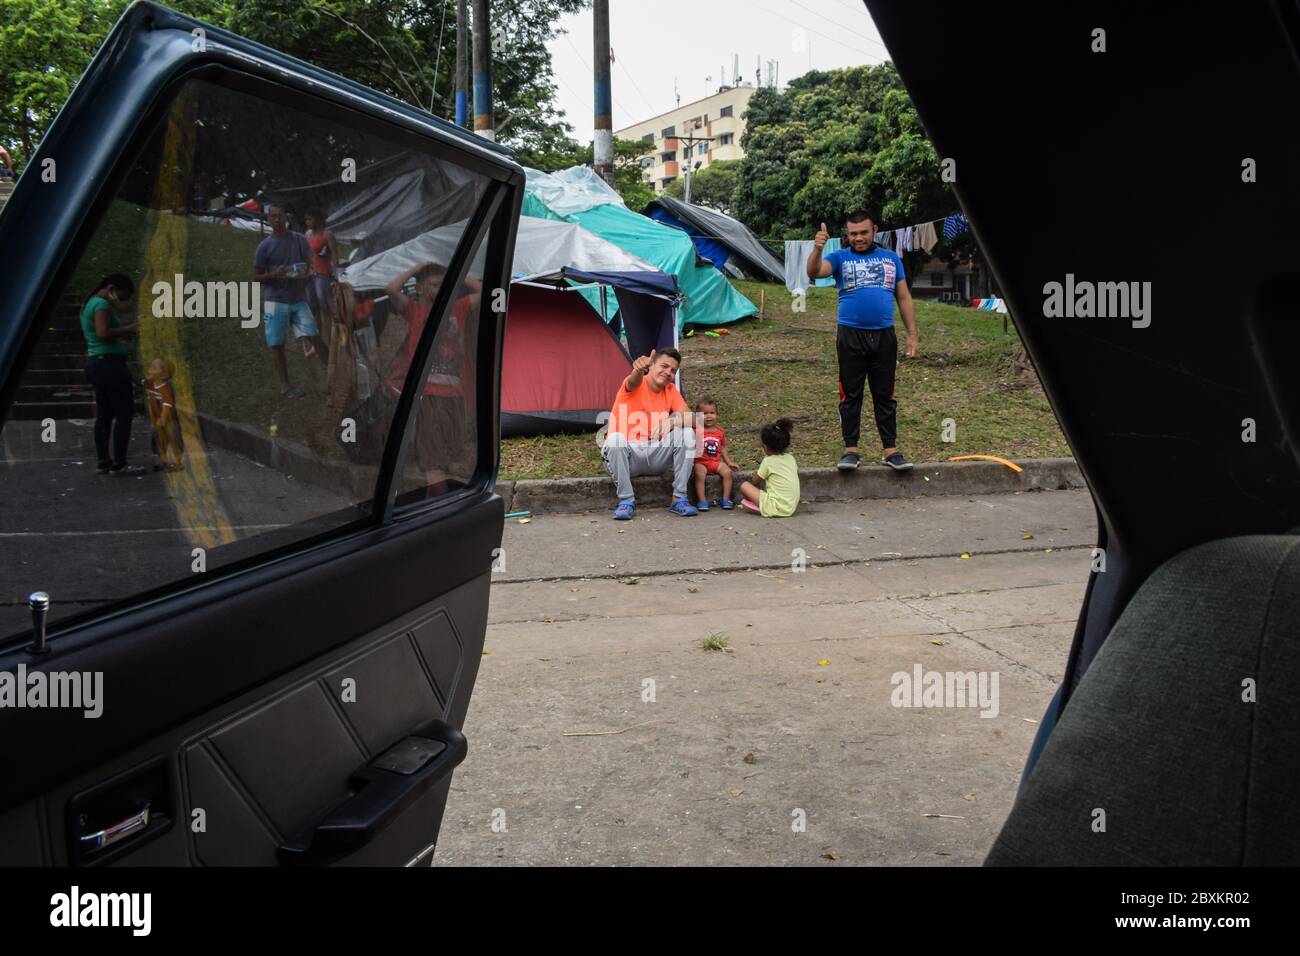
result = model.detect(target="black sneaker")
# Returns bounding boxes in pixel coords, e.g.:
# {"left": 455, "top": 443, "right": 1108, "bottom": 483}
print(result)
{"left": 882, "top": 452, "right": 913, "bottom": 471}
{"left": 837, "top": 452, "right": 861, "bottom": 471}
{"left": 109, "top": 464, "right": 148, "bottom": 476}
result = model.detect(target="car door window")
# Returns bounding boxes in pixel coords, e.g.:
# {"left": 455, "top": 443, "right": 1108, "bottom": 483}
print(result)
{"left": 388, "top": 227, "right": 492, "bottom": 507}
{"left": 0, "top": 75, "right": 491, "bottom": 637}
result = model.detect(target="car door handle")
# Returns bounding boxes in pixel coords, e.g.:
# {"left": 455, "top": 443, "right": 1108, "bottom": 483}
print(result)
{"left": 80, "top": 804, "right": 151, "bottom": 852}
{"left": 277, "top": 719, "right": 467, "bottom": 866}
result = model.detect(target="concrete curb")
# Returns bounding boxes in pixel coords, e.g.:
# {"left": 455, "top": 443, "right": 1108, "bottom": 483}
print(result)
{"left": 501, "top": 457, "right": 1084, "bottom": 514}
{"left": 191, "top": 411, "right": 1083, "bottom": 516}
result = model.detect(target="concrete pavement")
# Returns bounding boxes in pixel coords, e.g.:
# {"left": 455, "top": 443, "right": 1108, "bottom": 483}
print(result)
{"left": 435, "top": 487, "right": 1097, "bottom": 866}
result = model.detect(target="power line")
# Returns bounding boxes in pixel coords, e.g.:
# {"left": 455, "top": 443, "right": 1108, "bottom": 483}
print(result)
{"left": 616, "top": 55, "right": 659, "bottom": 119}
{"left": 430, "top": 0, "right": 449, "bottom": 111}
{"left": 562, "top": 31, "right": 636, "bottom": 126}
{"left": 788, "top": 0, "right": 891, "bottom": 53}
{"left": 747, "top": 0, "right": 880, "bottom": 64}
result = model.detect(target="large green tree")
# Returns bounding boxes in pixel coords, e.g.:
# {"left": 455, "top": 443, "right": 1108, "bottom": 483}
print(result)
{"left": 733, "top": 62, "right": 956, "bottom": 253}
{"left": 0, "top": 0, "right": 586, "bottom": 171}
{"left": 663, "top": 158, "right": 740, "bottom": 214}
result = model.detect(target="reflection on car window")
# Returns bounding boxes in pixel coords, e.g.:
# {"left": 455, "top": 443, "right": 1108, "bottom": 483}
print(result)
{"left": 0, "top": 78, "right": 489, "bottom": 637}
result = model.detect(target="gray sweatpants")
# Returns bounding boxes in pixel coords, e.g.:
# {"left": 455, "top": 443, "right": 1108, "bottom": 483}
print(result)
{"left": 601, "top": 438, "right": 694, "bottom": 501}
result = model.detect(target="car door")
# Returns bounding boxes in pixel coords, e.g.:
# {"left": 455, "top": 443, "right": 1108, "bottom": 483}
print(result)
{"left": 865, "top": 0, "right": 1300, "bottom": 792}
{"left": 0, "top": 1, "right": 521, "bottom": 866}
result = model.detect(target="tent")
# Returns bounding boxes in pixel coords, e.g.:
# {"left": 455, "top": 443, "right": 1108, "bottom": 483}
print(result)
{"left": 340, "top": 216, "right": 680, "bottom": 436}
{"left": 643, "top": 195, "right": 784, "bottom": 282}
{"left": 521, "top": 166, "right": 757, "bottom": 329}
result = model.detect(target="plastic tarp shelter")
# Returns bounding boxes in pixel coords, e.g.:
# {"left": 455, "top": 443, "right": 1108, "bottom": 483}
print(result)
{"left": 339, "top": 216, "right": 680, "bottom": 437}
{"left": 643, "top": 195, "right": 784, "bottom": 282}
{"left": 520, "top": 165, "right": 757, "bottom": 329}
{"left": 265, "top": 152, "right": 483, "bottom": 259}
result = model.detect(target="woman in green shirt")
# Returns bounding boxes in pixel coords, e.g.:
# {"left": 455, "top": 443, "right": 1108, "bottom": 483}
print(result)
{"left": 80, "top": 273, "right": 142, "bottom": 474}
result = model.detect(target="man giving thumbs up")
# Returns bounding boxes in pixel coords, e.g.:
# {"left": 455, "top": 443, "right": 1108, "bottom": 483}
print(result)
{"left": 807, "top": 210, "right": 917, "bottom": 473}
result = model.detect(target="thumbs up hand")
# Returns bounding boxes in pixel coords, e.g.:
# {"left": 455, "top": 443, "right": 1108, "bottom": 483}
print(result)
{"left": 633, "top": 349, "right": 656, "bottom": 375}
{"left": 814, "top": 222, "right": 830, "bottom": 250}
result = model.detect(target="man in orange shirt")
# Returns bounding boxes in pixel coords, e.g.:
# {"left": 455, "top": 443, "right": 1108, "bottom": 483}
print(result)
{"left": 601, "top": 348, "right": 698, "bottom": 519}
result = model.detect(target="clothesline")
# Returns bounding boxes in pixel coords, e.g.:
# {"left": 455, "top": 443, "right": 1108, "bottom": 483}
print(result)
{"left": 643, "top": 214, "right": 968, "bottom": 247}
{"left": 873, "top": 212, "right": 968, "bottom": 255}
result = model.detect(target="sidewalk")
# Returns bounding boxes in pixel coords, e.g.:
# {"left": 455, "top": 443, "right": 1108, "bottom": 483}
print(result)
{"left": 435, "top": 487, "right": 1096, "bottom": 866}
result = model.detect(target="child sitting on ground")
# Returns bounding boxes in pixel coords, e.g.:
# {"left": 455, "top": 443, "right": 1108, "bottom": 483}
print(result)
{"left": 143, "top": 357, "right": 184, "bottom": 472}
{"left": 740, "top": 418, "right": 799, "bottom": 517}
{"left": 692, "top": 398, "right": 739, "bottom": 510}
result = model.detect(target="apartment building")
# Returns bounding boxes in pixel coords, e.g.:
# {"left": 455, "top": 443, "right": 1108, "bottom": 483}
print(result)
{"left": 614, "top": 84, "right": 757, "bottom": 193}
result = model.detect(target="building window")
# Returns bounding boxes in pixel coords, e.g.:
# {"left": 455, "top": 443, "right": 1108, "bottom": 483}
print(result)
{"left": 662, "top": 176, "right": 676, "bottom": 185}
{"left": 683, "top": 145, "right": 693, "bottom": 160}
{"left": 661, "top": 125, "right": 675, "bottom": 138}
{"left": 641, "top": 133, "right": 654, "bottom": 144}
{"left": 661, "top": 151, "right": 675, "bottom": 162}
{"left": 703, "top": 113, "right": 709, "bottom": 124}
{"left": 720, "top": 105, "right": 733, "bottom": 118}
{"left": 718, "top": 133, "right": 734, "bottom": 146}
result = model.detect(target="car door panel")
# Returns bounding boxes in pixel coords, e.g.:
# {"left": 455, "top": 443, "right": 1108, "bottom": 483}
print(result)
{"left": 0, "top": 1, "right": 518, "bottom": 866}
{"left": 3, "top": 568, "right": 490, "bottom": 867}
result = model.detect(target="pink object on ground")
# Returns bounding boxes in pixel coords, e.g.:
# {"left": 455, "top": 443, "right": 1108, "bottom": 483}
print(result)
{"left": 741, "top": 499, "right": 761, "bottom": 513}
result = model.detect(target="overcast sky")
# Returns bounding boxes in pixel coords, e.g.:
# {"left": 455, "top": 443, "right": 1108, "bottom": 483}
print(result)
{"left": 543, "top": 0, "right": 891, "bottom": 144}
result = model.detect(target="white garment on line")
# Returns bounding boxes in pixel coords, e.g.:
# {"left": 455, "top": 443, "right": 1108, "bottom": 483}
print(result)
{"left": 784, "top": 238, "right": 841, "bottom": 293}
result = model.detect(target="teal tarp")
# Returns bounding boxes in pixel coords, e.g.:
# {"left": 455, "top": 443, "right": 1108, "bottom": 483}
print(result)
{"left": 522, "top": 172, "right": 756, "bottom": 329}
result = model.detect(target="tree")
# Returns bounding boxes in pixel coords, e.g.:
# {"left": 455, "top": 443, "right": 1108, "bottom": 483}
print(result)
{"left": 0, "top": 0, "right": 135, "bottom": 167}
{"left": 732, "top": 62, "right": 957, "bottom": 244}
{"left": 0, "top": 0, "right": 587, "bottom": 168}
{"left": 664, "top": 159, "right": 740, "bottom": 213}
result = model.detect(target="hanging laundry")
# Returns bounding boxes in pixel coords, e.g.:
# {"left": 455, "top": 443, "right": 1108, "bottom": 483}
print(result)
{"left": 915, "top": 220, "right": 939, "bottom": 253}
{"left": 783, "top": 238, "right": 841, "bottom": 294}
{"left": 942, "top": 213, "right": 969, "bottom": 240}
{"left": 896, "top": 226, "right": 914, "bottom": 254}
{"left": 875, "top": 230, "right": 893, "bottom": 251}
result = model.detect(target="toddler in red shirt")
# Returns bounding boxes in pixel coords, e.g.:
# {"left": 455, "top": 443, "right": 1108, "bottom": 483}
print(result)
{"left": 693, "top": 398, "right": 740, "bottom": 510}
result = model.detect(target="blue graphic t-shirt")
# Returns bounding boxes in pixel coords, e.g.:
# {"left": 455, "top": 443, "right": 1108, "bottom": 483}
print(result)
{"left": 825, "top": 245, "right": 906, "bottom": 329}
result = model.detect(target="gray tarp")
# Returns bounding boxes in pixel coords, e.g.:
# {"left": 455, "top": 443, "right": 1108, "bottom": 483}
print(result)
{"left": 339, "top": 215, "right": 662, "bottom": 293}
{"left": 643, "top": 195, "right": 784, "bottom": 282}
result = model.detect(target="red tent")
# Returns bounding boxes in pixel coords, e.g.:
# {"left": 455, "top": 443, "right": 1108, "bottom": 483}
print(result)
{"left": 501, "top": 284, "right": 632, "bottom": 435}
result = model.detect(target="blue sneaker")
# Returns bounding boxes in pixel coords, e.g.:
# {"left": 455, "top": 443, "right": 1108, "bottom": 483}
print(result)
{"left": 613, "top": 499, "right": 635, "bottom": 520}
{"left": 696, "top": 499, "right": 710, "bottom": 511}
{"left": 668, "top": 498, "right": 699, "bottom": 517}
{"left": 720, "top": 498, "right": 734, "bottom": 509}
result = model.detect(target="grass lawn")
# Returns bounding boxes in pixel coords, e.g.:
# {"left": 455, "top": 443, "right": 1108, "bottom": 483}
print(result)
{"left": 500, "top": 280, "right": 1071, "bottom": 480}
{"left": 67, "top": 204, "right": 1069, "bottom": 482}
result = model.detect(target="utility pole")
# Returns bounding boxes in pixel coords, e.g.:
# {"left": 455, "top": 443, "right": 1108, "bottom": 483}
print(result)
{"left": 676, "top": 132, "right": 711, "bottom": 204}
{"left": 455, "top": 0, "right": 469, "bottom": 127}
{"left": 472, "top": 0, "right": 493, "bottom": 140}
{"left": 592, "top": 0, "right": 614, "bottom": 185}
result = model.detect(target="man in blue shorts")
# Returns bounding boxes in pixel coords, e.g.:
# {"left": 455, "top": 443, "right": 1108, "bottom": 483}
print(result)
{"left": 254, "top": 204, "right": 328, "bottom": 398}
{"left": 807, "top": 209, "right": 918, "bottom": 472}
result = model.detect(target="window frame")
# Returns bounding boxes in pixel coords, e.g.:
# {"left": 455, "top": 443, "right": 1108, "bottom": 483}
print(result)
{"left": 0, "top": 61, "right": 521, "bottom": 644}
